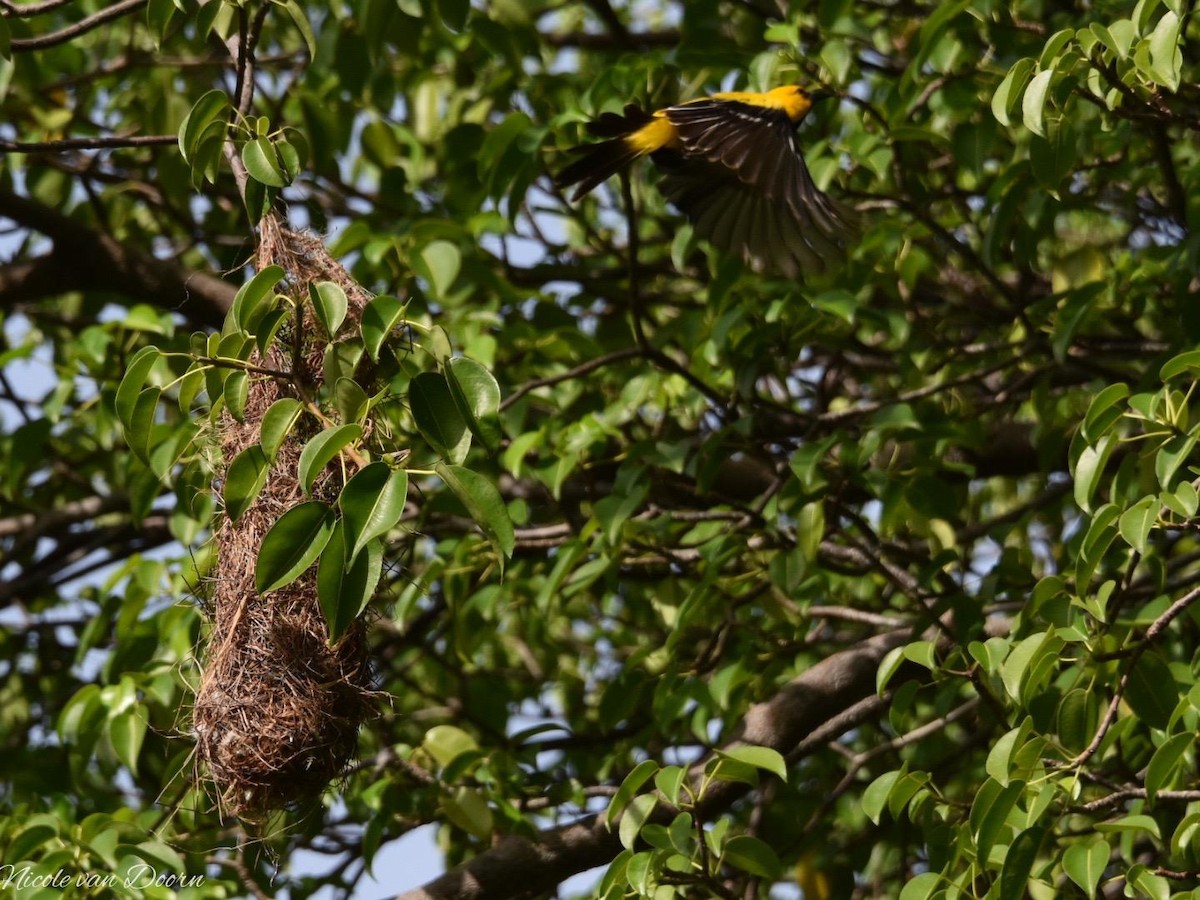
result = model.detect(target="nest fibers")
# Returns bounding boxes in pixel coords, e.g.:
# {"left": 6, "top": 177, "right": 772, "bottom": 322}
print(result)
{"left": 192, "top": 219, "right": 379, "bottom": 822}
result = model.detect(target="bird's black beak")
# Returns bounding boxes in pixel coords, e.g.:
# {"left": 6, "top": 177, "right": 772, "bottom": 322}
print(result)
{"left": 807, "top": 89, "right": 836, "bottom": 104}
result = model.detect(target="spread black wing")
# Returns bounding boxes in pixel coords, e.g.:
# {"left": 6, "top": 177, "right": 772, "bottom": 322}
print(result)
{"left": 656, "top": 98, "right": 858, "bottom": 276}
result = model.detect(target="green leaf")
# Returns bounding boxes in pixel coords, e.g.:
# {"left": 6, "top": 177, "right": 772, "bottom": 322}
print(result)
{"left": 446, "top": 356, "right": 502, "bottom": 451}
{"left": 256, "top": 307, "right": 290, "bottom": 355}
{"left": 361, "top": 294, "right": 406, "bottom": 361}
{"left": 618, "top": 793, "right": 657, "bottom": 852}
{"left": 420, "top": 240, "right": 461, "bottom": 297}
{"left": 436, "top": 462, "right": 515, "bottom": 560}
{"left": 863, "top": 769, "right": 902, "bottom": 824}
{"left": 309, "top": 280, "right": 348, "bottom": 338}
{"left": 899, "top": 872, "right": 941, "bottom": 900}
{"left": 232, "top": 264, "right": 285, "bottom": 331}
{"left": 411, "top": 372, "right": 471, "bottom": 464}
{"left": 654, "top": 766, "right": 687, "bottom": 807}
{"left": 606, "top": 759, "right": 659, "bottom": 827}
{"left": 224, "top": 369, "right": 248, "bottom": 422}
{"left": 5, "top": 824, "right": 58, "bottom": 864}
{"left": 339, "top": 462, "right": 408, "bottom": 564}
{"left": 317, "top": 520, "right": 383, "bottom": 641}
{"left": 1158, "top": 348, "right": 1200, "bottom": 380}
{"left": 1145, "top": 732, "right": 1193, "bottom": 800}
{"left": 1148, "top": 10, "right": 1182, "bottom": 90}
{"left": 281, "top": 0, "right": 317, "bottom": 60}
{"left": 723, "top": 834, "right": 782, "bottom": 879}
{"left": 334, "top": 377, "right": 369, "bottom": 423}
{"left": 108, "top": 710, "right": 147, "bottom": 775}
{"left": 115, "top": 346, "right": 161, "bottom": 429}
{"left": 1022, "top": 68, "right": 1054, "bottom": 137}
{"left": 1057, "top": 688, "right": 1099, "bottom": 752}
{"left": 255, "top": 500, "right": 336, "bottom": 593}
{"left": 260, "top": 397, "right": 304, "bottom": 462}
{"left": 972, "top": 779, "right": 1024, "bottom": 868}
{"left": 223, "top": 445, "right": 269, "bottom": 522}
{"left": 1126, "top": 650, "right": 1177, "bottom": 730}
{"left": 1082, "top": 383, "right": 1130, "bottom": 442}
{"left": 178, "top": 89, "right": 228, "bottom": 162}
{"left": 297, "top": 424, "right": 363, "bottom": 494}
{"left": 992, "top": 58, "right": 1035, "bottom": 126}
{"left": 1118, "top": 496, "right": 1158, "bottom": 554}
{"left": 424, "top": 724, "right": 479, "bottom": 768}
{"left": 720, "top": 746, "right": 787, "bottom": 781}
{"left": 1073, "top": 433, "right": 1117, "bottom": 513}
{"left": 125, "top": 387, "right": 161, "bottom": 464}
{"left": 242, "top": 136, "right": 287, "bottom": 187}
{"left": 999, "top": 826, "right": 1045, "bottom": 900}
{"left": 1063, "top": 839, "right": 1109, "bottom": 896}
{"left": 442, "top": 786, "right": 493, "bottom": 839}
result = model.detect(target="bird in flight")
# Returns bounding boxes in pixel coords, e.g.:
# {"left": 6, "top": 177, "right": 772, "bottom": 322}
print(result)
{"left": 556, "top": 85, "right": 858, "bottom": 277}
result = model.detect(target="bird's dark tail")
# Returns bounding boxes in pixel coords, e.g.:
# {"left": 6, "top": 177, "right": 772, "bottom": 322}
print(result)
{"left": 555, "top": 104, "right": 655, "bottom": 201}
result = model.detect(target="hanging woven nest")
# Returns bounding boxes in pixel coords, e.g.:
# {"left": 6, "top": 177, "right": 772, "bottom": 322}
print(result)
{"left": 192, "top": 218, "right": 379, "bottom": 822}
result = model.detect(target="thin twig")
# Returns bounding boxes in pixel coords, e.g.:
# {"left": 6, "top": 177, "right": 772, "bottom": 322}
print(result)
{"left": 10, "top": 0, "right": 146, "bottom": 51}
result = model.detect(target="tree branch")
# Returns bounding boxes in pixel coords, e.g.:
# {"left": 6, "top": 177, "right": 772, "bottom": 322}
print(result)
{"left": 10, "top": 0, "right": 147, "bottom": 51}
{"left": 391, "top": 630, "right": 908, "bottom": 900}
{"left": 0, "top": 189, "right": 234, "bottom": 327}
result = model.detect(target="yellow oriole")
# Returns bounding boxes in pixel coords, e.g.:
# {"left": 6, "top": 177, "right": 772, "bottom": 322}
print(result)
{"left": 556, "top": 85, "right": 858, "bottom": 277}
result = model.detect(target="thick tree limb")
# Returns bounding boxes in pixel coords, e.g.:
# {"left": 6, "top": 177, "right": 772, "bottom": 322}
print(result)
{"left": 0, "top": 189, "right": 234, "bottom": 327}
{"left": 392, "top": 630, "right": 908, "bottom": 900}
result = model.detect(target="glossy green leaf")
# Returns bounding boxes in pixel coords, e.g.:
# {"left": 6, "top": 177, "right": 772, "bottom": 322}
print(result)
{"left": 1148, "top": 11, "right": 1182, "bottom": 90}
{"left": 309, "top": 280, "right": 348, "bottom": 338}
{"left": 1022, "top": 68, "right": 1054, "bottom": 137}
{"left": 436, "top": 462, "right": 515, "bottom": 560}
{"left": 281, "top": 0, "right": 317, "bottom": 60}
{"left": 424, "top": 724, "right": 479, "bottom": 769}
{"left": 108, "top": 709, "right": 147, "bottom": 775}
{"left": 898, "top": 872, "right": 942, "bottom": 900}
{"left": 178, "top": 89, "right": 229, "bottom": 162}
{"left": 411, "top": 372, "right": 470, "bottom": 464}
{"left": 1118, "top": 496, "right": 1157, "bottom": 554}
{"left": 1145, "top": 732, "right": 1193, "bottom": 800}
{"left": 723, "top": 834, "right": 782, "bottom": 879}
{"left": 297, "top": 423, "right": 362, "bottom": 494}
{"left": 361, "top": 294, "right": 406, "bottom": 361}
{"left": 420, "top": 240, "right": 461, "bottom": 297}
{"left": 115, "top": 346, "right": 161, "bottom": 429}
{"left": 232, "top": 265, "right": 285, "bottom": 331}
{"left": 334, "top": 377, "right": 369, "bottom": 424}
{"left": 992, "top": 57, "right": 1035, "bottom": 126}
{"left": 317, "top": 520, "right": 383, "bottom": 641}
{"left": 863, "top": 769, "right": 902, "bottom": 825}
{"left": 654, "top": 766, "right": 687, "bottom": 807}
{"left": 223, "top": 444, "right": 269, "bottom": 522}
{"left": 260, "top": 397, "right": 304, "bottom": 462}
{"left": 606, "top": 759, "right": 658, "bottom": 827}
{"left": 255, "top": 500, "right": 336, "bottom": 593}
{"left": 617, "top": 793, "right": 657, "bottom": 852}
{"left": 125, "top": 387, "right": 161, "bottom": 464}
{"left": 1126, "top": 650, "right": 1177, "bottom": 730}
{"left": 442, "top": 786, "right": 493, "bottom": 839}
{"left": 999, "top": 826, "right": 1045, "bottom": 900}
{"left": 1063, "top": 839, "right": 1109, "bottom": 896}
{"left": 1082, "top": 383, "right": 1130, "bottom": 442}
{"left": 224, "top": 369, "right": 248, "bottom": 422}
{"left": 972, "top": 779, "right": 1024, "bottom": 868}
{"left": 339, "top": 462, "right": 408, "bottom": 564}
{"left": 720, "top": 745, "right": 787, "bottom": 781}
{"left": 445, "top": 356, "right": 501, "bottom": 451}
{"left": 243, "top": 136, "right": 287, "bottom": 187}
